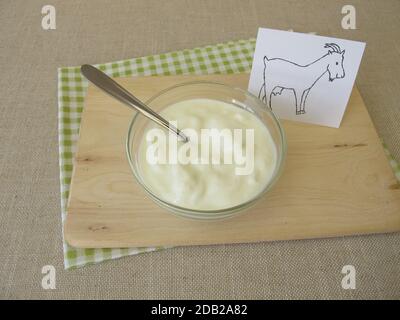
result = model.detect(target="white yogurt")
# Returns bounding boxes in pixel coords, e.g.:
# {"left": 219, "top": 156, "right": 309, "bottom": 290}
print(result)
{"left": 138, "top": 99, "right": 277, "bottom": 211}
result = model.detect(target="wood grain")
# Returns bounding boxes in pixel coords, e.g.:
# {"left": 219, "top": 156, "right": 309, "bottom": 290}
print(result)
{"left": 64, "top": 74, "right": 400, "bottom": 248}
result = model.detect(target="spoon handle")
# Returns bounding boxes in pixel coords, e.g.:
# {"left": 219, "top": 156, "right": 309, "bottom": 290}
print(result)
{"left": 81, "top": 64, "right": 188, "bottom": 141}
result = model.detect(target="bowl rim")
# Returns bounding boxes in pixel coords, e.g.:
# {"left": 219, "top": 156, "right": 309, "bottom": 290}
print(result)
{"left": 126, "top": 80, "right": 287, "bottom": 218}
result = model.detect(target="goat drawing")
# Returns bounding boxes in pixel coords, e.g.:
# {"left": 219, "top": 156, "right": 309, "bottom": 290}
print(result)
{"left": 258, "top": 43, "right": 346, "bottom": 115}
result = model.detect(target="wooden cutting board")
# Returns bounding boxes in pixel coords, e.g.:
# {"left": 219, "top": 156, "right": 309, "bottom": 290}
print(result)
{"left": 64, "top": 74, "right": 400, "bottom": 248}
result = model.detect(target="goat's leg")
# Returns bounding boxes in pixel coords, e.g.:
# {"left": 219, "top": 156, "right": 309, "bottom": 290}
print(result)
{"left": 264, "top": 84, "right": 274, "bottom": 109}
{"left": 293, "top": 90, "right": 300, "bottom": 115}
{"left": 299, "top": 90, "right": 306, "bottom": 114}
{"left": 258, "top": 84, "right": 266, "bottom": 103}
{"left": 301, "top": 89, "right": 311, "bottom": 114}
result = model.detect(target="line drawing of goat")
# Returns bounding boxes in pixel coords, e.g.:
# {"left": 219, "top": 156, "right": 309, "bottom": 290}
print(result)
{"left": 258, "top": 43, "right": 346, "bottom": 115}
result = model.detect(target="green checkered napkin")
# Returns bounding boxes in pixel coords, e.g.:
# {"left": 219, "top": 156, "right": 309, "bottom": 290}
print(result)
{"left": 58, "top": 38, "right": 400, "bottom": 269}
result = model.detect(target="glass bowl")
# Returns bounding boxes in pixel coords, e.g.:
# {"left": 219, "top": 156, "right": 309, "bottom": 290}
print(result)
{"left": 126, "top": 81, "right": 286, "bottom": 220}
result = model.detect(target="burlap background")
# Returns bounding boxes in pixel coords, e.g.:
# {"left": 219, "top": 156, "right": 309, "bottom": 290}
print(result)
{"left": 0, "top": 0, "right": 399, "bottom": 299}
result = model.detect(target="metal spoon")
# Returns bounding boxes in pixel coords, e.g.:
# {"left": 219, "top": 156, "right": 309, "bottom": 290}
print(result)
{"left": 81, "top": 64, "right": 188, "bottom": 142}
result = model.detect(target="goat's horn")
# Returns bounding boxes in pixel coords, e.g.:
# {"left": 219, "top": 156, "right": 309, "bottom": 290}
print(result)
{"left": 325, "top": 43, "right": 341, "bottom": 53}
{"left": 331, "top": 43, "right": 341, "bottom": 52}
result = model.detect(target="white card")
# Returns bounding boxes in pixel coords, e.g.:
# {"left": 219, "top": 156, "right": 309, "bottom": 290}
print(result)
{"left": 248, "top": 28, "right": 366, "bottom": 128}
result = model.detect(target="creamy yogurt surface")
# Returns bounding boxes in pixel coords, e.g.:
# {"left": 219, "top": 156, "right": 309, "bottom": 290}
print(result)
{"left": 137, "top": 98, "right": 277, "bottom": 211}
